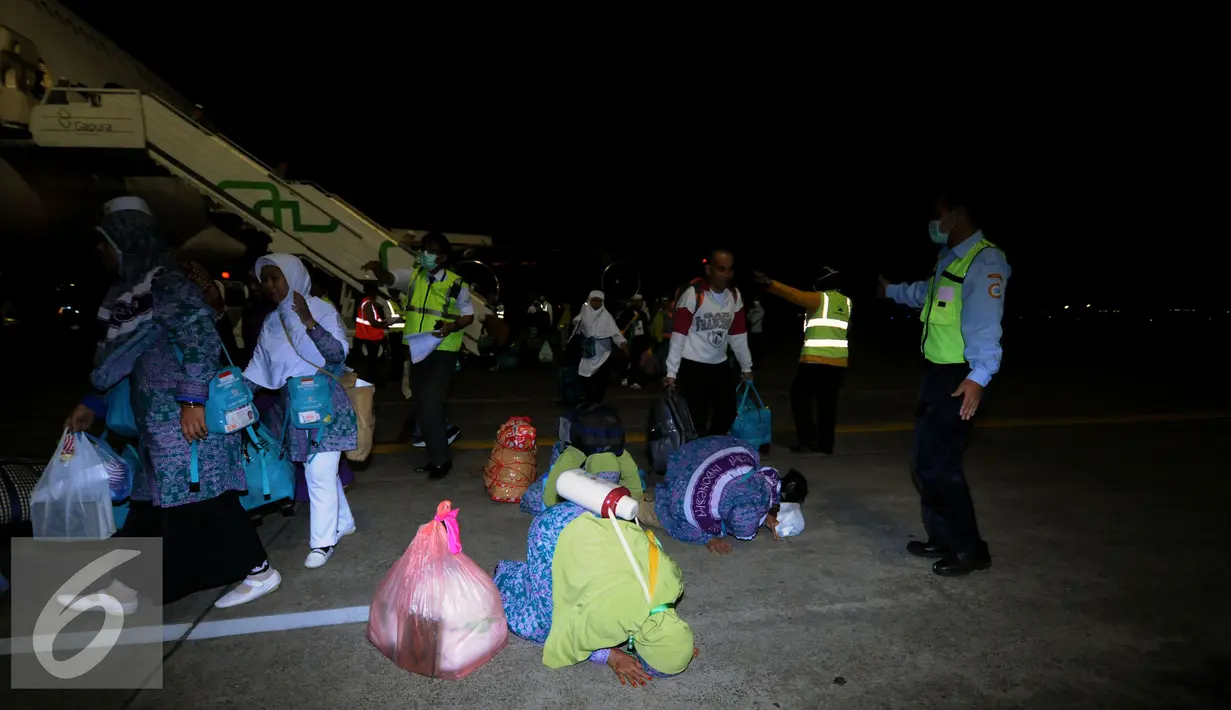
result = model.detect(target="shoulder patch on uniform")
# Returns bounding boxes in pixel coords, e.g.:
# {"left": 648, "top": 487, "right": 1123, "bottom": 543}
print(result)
{"left": 988, "top": 281, "right": 1003, "bottom": 299}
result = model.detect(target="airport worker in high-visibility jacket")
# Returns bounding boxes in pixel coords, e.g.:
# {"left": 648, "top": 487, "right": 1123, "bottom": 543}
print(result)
{"left": 879, "top": 190, "right": 1011, "bottom": 579}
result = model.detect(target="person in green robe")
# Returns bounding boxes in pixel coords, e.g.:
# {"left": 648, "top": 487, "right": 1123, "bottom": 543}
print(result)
{"left": 495, "top": 501, "right": 696, "bottom": 685}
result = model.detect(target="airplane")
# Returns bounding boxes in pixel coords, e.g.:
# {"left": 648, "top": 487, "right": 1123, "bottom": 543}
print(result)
{"left": 0, "top": 0, "right": 502, "bottom": 353}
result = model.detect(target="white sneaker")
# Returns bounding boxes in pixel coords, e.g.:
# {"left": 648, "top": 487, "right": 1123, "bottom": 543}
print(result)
{"left": 304, "top": 547, "right": 334, "bottom": 569}
{"left": 621, "top": 379, "right": 629, "bottom": 387}
{"left": 630, "top": 383, "right": 643, "bottom": 390}
{"left": 214, "top": 569, "right": 282, "bottom": 609}
{"left": 337, "top": 525, "right": 357, "bottom": 539}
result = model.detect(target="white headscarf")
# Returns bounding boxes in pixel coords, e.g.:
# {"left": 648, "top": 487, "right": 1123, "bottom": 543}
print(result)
{"left": 243, "top": 253, "right": 350, "bottom": 390}
{"left": 579, "top": 290, "right": 619, "bottom": 339}
{"left": 573, "top": 290, "right": 623, "bottom": 378}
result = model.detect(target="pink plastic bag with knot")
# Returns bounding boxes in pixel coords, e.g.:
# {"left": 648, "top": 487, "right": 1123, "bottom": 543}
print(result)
{"left": 366, "top": 500, "right": 508, "bottom": 679}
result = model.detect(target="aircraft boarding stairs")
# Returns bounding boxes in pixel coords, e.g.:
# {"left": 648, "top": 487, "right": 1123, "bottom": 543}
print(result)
{"left": 27, "top": 88, "right": 419, "bottom": 290}
{"left": 27, "top": 88, "right": 495, "bottom": 352}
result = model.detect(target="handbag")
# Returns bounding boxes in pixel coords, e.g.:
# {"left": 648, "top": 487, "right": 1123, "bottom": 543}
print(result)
{"left": 169, "top": 341, "right": 258, "bottom": 436}
{"left": 104, "top": 378, "right": 139, "bottom": 438}
{"left": 729, "top": 381, "right": 772, "bottom": 452}
{"left": 278, "top": 313, "right": 374, "bottom": 461}
{"left": 278, "top": 315, "right": 338, "bottom": 431}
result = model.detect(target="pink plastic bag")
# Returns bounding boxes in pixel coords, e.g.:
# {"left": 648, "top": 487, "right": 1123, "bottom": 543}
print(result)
{"left": 366, "top": 501, "right": 509, "bottom": 679}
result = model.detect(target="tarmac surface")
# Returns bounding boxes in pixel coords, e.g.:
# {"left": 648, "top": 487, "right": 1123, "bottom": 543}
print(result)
{"left": 2, "top": 323, "right": 1229, "bottom": 709}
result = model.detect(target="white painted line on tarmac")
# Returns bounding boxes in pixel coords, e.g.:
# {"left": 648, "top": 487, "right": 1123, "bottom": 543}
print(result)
{"left": 184, "top": 605, "right": 370, "bottom": 641}
{"left": 0, "top": 605, "right": 372, "bottom": 656}
{"left": 1, "top": 621, "right": 190, "bottom": 655}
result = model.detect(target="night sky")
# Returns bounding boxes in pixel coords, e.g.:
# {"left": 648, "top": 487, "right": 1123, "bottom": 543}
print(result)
{"left": 49, "top": 4, "right": 1226, "bottom": 311}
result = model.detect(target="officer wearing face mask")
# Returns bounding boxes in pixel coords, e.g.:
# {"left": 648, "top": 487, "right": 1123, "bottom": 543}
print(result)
{"left": 877, "top": 191, "right": 1010, "bottom": 578}
{"left": 364, "top": 232, "right": 473, "bottom": 478}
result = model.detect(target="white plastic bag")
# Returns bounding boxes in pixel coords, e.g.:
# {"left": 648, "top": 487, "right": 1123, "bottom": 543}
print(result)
{"left": 30, "top": 430, "right": 117, "bottom": 540}
{"left": 538, "top": 341, "right": 553, "bottom": 363}
{"left": 776, "top": 502, "right": 805, "bottom": 538}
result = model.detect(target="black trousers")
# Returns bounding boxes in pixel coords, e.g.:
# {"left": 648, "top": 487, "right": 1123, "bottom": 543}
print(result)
{"left": 790, "top": 363, "right": 846, "bottom": 453}
{"left": 411, "top": 349, "right": 458, "bottom": 467}
{"left": 625, "top": 335, "right": 651, "bottom": 385}
{"left": 913, "top": 362, "right": 985, "bottom": 554}
{"left": 678, "top": 358, "right": 738, "bottom": 436}
{"left": 749, "top": 332, "right": 763, "bottom": 370}
{"left": 581, "top": 358, "right": 613, "bottom": 403}
{"left": 115, "top": 491, "right": 266, "bottom": 604}
{"left": 353, "top": 337, "right": 385, "bottom": 386}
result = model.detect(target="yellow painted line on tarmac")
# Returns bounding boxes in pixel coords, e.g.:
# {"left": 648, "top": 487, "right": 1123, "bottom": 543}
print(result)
{"left": 370, "top": 411, "right": 1231, "bottom": 455}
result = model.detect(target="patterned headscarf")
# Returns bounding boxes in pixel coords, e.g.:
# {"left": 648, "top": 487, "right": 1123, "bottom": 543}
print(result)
{"left": 90, "top": 199, "right": 215, "bottom": 391}
{"left": 176, "top": 256, "right": 213, "bottom": 292}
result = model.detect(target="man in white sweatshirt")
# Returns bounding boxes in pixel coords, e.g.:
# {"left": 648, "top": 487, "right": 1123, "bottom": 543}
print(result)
{"left": 663, "top": 248, "right": 754, "bottom": 435}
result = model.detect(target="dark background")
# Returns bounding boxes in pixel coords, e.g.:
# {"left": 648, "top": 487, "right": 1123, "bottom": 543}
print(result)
{"left": 10, "top": 5, "right": 1227, "bottom": 334}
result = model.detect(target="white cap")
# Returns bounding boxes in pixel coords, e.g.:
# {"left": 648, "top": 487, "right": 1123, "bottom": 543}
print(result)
{"left": 103, "top": 196, "right": 152, "bottom": 216}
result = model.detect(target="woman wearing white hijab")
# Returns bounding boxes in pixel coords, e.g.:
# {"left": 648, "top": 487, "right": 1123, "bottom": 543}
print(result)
{"left": 571, "top": 290, "right": 626, "bottom": 403}
{"left": 244, "top": 254, "right": 358, "bottom": 569}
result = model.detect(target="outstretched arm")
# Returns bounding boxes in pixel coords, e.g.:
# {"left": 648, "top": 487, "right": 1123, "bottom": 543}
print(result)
{"left": 886, "top": 280, "right": 929, "bottom": 309}
{"left": 764, "top": 279, "right": 822, "bottom": 311}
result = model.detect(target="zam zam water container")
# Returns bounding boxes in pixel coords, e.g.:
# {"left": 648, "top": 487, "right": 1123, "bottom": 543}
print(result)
{"left": 555, "top": 469, "right": 639, "bottom": 520}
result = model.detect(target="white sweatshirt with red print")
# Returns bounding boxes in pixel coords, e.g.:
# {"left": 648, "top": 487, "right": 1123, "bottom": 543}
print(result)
{"left": 665, "top": 283, "right": 753, "bottom": 378}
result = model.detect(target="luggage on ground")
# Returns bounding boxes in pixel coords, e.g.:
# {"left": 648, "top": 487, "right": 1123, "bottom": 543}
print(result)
{"left": 0, "top": 458, "right": 41, "bottom": 527}
{"left": 484, "top": 417, "right": 538, "bottom": 503}
{"left": 367, "top": 501, "right": 508, "bottom": 679}
{"left": 646, "top": 389, "right": 697, "bottom": 473}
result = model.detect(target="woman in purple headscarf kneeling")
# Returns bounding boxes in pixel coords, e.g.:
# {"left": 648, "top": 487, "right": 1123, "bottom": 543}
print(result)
{"left": 642, "top": 436, "right": 781, "bottom": 555}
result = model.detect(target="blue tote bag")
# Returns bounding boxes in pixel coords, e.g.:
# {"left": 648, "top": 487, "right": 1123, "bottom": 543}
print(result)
{"left": 730, "top": 381, "right": 772, "bottom": 451}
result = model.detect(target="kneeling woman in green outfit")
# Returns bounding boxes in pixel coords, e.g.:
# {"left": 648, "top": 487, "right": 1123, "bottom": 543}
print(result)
{"left": 495, "top": 501, "right": 697, "bottom": 685}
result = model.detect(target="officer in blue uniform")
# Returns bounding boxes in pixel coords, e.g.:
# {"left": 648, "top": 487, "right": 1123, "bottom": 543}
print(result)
{"left": 878, "top": 192, "right": 1011, "bottom": 577}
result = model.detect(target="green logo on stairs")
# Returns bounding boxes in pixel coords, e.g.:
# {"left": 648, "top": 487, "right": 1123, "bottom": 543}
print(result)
{"left": 217, "top": 180, "right": 339, "bottom": 234}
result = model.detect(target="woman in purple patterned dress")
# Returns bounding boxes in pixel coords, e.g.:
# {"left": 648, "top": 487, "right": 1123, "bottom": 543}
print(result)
{"left": 64, "top": 197, "right": 280, "bottom": 611}
{"left": 244, "top": 254, "right": 357, "bottom": 569}
{"left": 643, "top": 435, "right": 781, "bottom": 555}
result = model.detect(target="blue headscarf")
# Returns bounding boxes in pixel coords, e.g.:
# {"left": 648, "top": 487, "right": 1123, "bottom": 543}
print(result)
{"left": 89, "top": 197, "right": 214, "bottom": 391}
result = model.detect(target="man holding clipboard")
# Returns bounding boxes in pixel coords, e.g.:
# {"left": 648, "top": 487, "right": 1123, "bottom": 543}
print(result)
{"left": 364, "top": 232, "right": 474, "bottom": 478}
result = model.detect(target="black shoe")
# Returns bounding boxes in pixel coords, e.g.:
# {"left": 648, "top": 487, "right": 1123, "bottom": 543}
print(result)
{"left": 416, "top": 462, "right": 453, "bottom": 479}
{"left": 932, "top": 548, "right": 992, "bottom": 577}
{"left": 906, "top": 540, "right": 951, "bottom": 559}
{"left": 789, "top": 442, "right": 822, "bottom": 454}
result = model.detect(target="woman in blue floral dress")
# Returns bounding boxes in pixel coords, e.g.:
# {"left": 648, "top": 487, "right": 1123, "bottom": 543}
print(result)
{"left": 644, "top": 436, "right": 781, "bottom": 555}
{"left": 65, "top": 197, "right": 280, "bottom": 611}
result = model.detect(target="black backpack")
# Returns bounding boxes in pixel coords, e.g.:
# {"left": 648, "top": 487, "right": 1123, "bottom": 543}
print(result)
{"left": 646, "top": 390, "right": 698, "bottom": 473}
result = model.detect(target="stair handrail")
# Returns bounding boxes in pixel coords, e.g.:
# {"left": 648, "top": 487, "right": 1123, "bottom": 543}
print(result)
{"left": 293, "top": 180, "right": 396, "bottom": 239}
{"left": 142, "top": 93, "right": 379, "bottom": 244}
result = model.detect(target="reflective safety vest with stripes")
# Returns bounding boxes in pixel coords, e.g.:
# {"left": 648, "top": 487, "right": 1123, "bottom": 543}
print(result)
{"left": 920, "top": 237, "right": 996, "bottom": 364}
{"left": 400, "top": 268, "right": 465, "bottom": 352}
{"left": 802, "top": 290, "right": 851, "bottom": 360}
{"left": 354, "top": 297, "right": 384, "bottom": 341}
